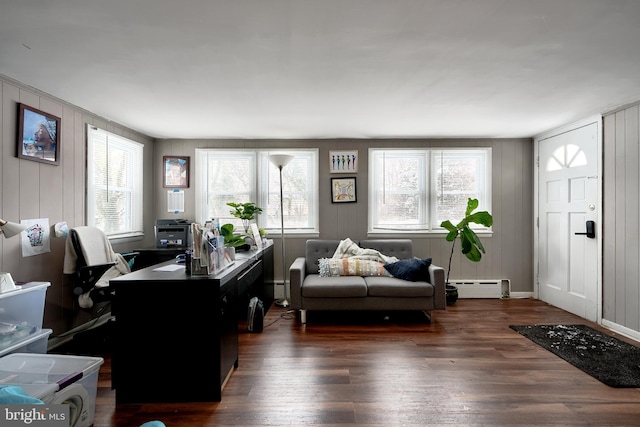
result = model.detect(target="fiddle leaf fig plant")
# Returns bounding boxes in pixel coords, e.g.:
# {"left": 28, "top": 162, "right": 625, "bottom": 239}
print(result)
{"left": 227, "top": 202, "right": 263, "bottom": 232}
{"left": 440, "top": 198, "right": 493, "bottom": 285}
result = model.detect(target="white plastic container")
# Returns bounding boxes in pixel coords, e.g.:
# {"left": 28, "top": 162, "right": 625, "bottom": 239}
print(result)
{"left": 0, "top": 282, "right": 50, "bottom": 328}
{"left": 0, "top": 282, "right": 50, "bottom": 356}
{"left": 0, "top": 328, "right": 52, "bottom": 358}
{"left": 0, "top": 353, "right": 104, "bottom": 427}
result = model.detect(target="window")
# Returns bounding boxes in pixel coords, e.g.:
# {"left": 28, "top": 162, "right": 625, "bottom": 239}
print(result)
{"left": 546, "top": 144, "right": 587, "bottom": 171}
{"left": 195, "top": 149, "right": 319, "bottom": 233}
{"left": 368, "top": 148, "right": 491, "bottom": 233}
{"left": 86, "top": 125, "right": 144, "bottom": 238}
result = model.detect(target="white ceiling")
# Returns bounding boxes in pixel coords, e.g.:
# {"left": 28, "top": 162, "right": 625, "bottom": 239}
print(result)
{"left": 1, "top": 0, "right": 640, "bottom": 140}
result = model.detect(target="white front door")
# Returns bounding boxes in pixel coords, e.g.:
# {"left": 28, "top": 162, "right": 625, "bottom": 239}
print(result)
{"left": 535, "top": 118, "right": 601, "bottom": 322}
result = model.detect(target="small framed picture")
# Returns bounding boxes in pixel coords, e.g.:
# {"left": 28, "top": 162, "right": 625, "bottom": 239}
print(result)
{"left": 329, "top": 150, "right": 358, "bottom": 173}
{"left": 17, "top": 103, "right": 61, "bottom": 165}
{"left": 251, "top": 223, "right": 263, "bottom": 250}
{"left": 331, "top": 177, "right": 357, "bottom": 203}
{"left": 163, "top": 156, "right": 190, "bottom": 188}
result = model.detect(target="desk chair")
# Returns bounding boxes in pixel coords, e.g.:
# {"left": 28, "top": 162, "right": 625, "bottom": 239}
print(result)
{"left": 63, "top": 226, "right": 137, "bottom": 309}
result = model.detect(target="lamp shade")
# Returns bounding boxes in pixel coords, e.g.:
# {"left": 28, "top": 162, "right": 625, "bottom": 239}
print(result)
{"left": 0, "top": 219, "right": 26, "bottom": 238}
{"left": 269, "top": 154, "right": 294, "bottom": 169}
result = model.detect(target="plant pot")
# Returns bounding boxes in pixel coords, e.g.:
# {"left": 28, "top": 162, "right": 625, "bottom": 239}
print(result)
{"left": 236, "top": 243, "right": 251, "bottom": 252}
{"left": 446, "top": 284, "right": 459, "bottom": 305}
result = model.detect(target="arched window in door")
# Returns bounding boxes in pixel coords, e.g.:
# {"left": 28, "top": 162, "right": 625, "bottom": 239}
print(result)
{"left": 546, "top": 144, "right": 587, "bottom": 171}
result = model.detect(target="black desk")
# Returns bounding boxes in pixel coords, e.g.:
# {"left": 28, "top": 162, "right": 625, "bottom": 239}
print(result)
{"left": 110, "top": 243, "right": 273, "bottom": 403}
{"left": 132, "top": 246, "right": 188, "bottom": 270}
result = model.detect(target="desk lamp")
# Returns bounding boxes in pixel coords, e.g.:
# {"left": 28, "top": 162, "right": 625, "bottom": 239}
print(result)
{"left": 0, "top": 219, "right": 25, "bottom": 238}
{"left": 269, "top": 154, "right": 294, "bottom": 307}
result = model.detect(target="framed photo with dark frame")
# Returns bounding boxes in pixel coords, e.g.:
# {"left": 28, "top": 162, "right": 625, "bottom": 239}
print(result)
{"left": 17, "top": 103, "right": 61, "bottom": 165}
{"left": 163, "top": 156, "right": 190, "bottom": 188}
{"left": 331, "top": 177, "right": 357, "bottom": 203}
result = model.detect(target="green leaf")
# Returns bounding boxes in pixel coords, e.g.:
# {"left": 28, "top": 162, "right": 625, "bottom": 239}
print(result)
{"left": 220, "top": 223, "right": 235, "bottom": 237}
{"left": 440, "top": 220, "right": 457, "bottom": 233}
{"left": 227, "top": 202, "right": 263, "bottom": 220}
{"left": 220, "top": 223, "right": 247, "bottom": 247}
{"left": 465, "top": 245, "right": 482, "bottom": 262}
{"left": 460, "top": 232, "right": 473, "bottom": 254}
{"left": 465, "top": 198, "right": 479, "bottom": 216}
{"left": 462, "top": 227, "right": 485, "bottom": 255}
{"left": 467, "top": 211, "right": 493, "bottom": 227}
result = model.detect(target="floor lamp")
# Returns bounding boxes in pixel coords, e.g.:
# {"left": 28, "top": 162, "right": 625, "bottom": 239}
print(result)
{"left": 269, "top": 154, "right": 295, "bottom": 307}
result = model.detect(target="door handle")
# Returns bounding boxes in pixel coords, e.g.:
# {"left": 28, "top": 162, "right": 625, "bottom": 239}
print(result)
{"left": 575, "top": 220, "right": 595, "bottom": 239}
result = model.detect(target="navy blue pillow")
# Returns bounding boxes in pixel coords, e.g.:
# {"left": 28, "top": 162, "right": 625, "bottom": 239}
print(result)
{"left": 384, "top": 257, "right": 432, "bottom": 282}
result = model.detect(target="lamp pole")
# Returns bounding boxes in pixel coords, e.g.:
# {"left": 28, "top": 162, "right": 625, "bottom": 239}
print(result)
{"left": 269, "top": 154, "right": 294, "bottom": 308}
{"left": 276, "top": 163, "right": 288, "bottom": 307}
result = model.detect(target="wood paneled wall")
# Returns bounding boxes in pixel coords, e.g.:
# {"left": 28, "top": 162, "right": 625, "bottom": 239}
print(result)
{"left": 603, "top": 103, "right": 640, "bottom": 334}
{"left": 0, "top": 75, "right": 155, "bottom": 337}
{"left": 155, "top": 137, "right": 534, "bottom": 293}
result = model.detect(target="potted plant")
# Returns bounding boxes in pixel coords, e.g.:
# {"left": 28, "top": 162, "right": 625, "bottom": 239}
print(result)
{"left": 258, "top": 227, "right": 267, "bottom": 238}
{"left": 220, "top": 223, "right": 249, "bottom": 258}
{"left": 440, "top": 198, "right": 493, "bottom": 304}
{"left": 227, "top": 202, "right": 263, "bottom": 233}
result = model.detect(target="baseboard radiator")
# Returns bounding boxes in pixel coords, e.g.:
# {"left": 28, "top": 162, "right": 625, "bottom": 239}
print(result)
{"left": 449, "top": 279, "right": 510, "bottom": 299}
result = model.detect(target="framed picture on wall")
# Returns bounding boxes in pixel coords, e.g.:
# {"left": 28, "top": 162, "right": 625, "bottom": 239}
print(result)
{"left": 329, "top": 150, "right": 358, "bottom": 173}
{"left": 331, "top": 177, "right": 357, "bottom": 203}
{"left": 163, "top": 156, "right": 190, "bottom": 188}
{"left": 17, "top": 103, "right": 61, "bottom": 165}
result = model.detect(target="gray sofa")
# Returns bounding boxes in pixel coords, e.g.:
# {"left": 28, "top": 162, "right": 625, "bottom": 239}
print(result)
{"left": 289, "top": 239, "right": 446, "bottom": 323}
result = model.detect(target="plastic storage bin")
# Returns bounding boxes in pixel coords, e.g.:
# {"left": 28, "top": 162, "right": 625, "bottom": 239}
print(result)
{"left": 0, "top": 282, "right": 50, "bottom": 356}
{"left": 0, "top": 328, "right": 52, "bottom": 358}
{"left": 0, "top": 353, "right": 104, "bottom": 427}
{"left": 0, "top": 282, "right": 49, "bottom": 328}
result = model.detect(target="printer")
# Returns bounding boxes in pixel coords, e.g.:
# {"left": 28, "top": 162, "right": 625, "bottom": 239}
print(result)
{"left": 155, "top": 219, "right": 192, "bottom": 248}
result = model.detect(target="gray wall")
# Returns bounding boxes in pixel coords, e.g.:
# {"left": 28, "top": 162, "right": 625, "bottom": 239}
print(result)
{"left": 155, "top": 137, "right": 534, "bottom": 293}
{"left": 0, "top": 75, "right": 155, "bottom": 337}
{"left": 603, "top": 102, "right": 640, "bottom": 332}
{"left": 0, "top": 72, "right": 535, "bottom": 340}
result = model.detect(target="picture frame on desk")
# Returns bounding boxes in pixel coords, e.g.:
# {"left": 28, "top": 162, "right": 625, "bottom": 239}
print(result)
{"left": 251, "top": 223, "right": 263, "bottom": 250}
{"left": 17, "top": 103, "right": 61, "bottom": 165}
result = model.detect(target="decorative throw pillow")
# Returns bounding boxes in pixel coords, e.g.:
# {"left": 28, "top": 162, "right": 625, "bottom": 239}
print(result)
{"left": 384, "top": 257, "right": 432, "bottom": 282}
{"left": 318, "top": 258, "right": 392, "bottom": 277}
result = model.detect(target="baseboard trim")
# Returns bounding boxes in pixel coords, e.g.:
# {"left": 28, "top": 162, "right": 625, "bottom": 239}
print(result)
{"left": 509, "top": 292, "right": 535, "bottom": 299}
{"left": 601, "top": 319, "right": 640, "bottom": 343}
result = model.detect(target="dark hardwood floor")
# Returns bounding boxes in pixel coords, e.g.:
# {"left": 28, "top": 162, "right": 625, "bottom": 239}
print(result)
{"left": 75, "top": 298, "right": 640, "bottom": 426}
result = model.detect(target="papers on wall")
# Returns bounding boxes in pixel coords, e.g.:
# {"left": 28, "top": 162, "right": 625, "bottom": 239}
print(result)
{"left": 167, "top": 189, "right": 185, "bottom": 213}
{"left": 20, "top": 218, "right": 51, "bottom": 257}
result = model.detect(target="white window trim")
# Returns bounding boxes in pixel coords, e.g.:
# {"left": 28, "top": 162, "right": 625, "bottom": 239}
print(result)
{"left": 195, "top": 148, "right": 319, "bottom": 234}
{"left": 368, "top": 147, "right": 492, "bottom": 235}
{"left": 86, "top": 125, "right": 144, "bottom": 240}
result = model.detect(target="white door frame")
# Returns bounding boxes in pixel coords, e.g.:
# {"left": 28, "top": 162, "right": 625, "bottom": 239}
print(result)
{"left": 533, "top": 115, "right": 603, "bottom": 323}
